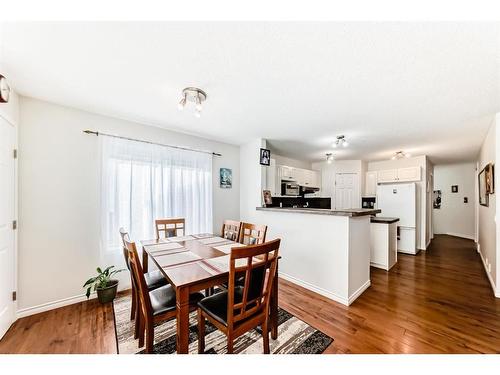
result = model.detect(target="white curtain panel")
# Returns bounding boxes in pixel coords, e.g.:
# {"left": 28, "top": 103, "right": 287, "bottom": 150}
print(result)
{"left": 100, "top": 136, "right": 213, "bottom": 253}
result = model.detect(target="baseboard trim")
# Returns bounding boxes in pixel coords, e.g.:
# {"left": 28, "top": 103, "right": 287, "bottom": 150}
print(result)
{"left": 348, "top": 280, "right": 371, "bottom": 305}
{"left": 16, "top": 284, "right": 130, "bottom": 319}
{"left": 280, "top": 272, "right": 370, "bottom": 306}
{"left": 435, "top": 232, "right": 476, "bottom": 241}
{"left": 477, "top": 247, "right": 499, "bottom": 298}
{"left": 279, "top": 272, "right": 349, "bottom": 305}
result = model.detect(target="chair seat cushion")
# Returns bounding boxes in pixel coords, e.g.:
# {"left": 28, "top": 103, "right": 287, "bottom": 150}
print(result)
{"left": 150, "top": 285, "right": 204, "bottom": 316}
{"left": 144, "top": 270, "right": 168, "bottom": 290}
{"left": 197, "top": 287, "right": 246, "bottom": 326}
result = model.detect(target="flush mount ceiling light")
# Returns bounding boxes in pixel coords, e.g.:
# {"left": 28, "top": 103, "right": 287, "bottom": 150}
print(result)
{"left": 177, "top": 87, "right": 207, "bottom": 118}
{"left": 333, "top": 135, "right": 349, "bottom": 148}
{"left": 391, "top": 151, "right": 411, "bottom": 160}
{"left": 326, "top": 153, "right": 334, "bottom": 164}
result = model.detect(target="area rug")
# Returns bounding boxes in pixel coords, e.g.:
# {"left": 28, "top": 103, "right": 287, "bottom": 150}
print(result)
{"left": 113, "top": 294, "right": 333, "bottom": 354}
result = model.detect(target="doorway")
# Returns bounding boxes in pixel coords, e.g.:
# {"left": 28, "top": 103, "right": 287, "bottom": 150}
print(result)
{"left": 0, "top": 115, "right": 16, "bottom": 339}
{"left": 334, "top": 173, "right": 359, "bottom": 209}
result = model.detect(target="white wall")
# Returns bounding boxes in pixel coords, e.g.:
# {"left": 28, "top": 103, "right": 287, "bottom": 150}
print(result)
{"left": 477, "top": 117, "right": 498, "bottom": 295}
{"left": 272, "top": 154, "right": 312, "bottom": 170}
{"left": 426, "top": 157, "right": 434, "bottom": 245}
{"left": 368, "top": 155, "right": 429, "bottom": 250}
{"left": 17, "top": 97, "right": 240, "bottom": 313}
{"left": 240, "top": 139, "right": 266, "bottom": 221}
{"left": 433, "top": 163, "right": 476, "bottom": 240}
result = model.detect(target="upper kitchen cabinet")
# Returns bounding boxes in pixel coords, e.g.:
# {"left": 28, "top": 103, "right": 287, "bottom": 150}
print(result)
{"left": 376, "top": 166, "right": 421, "bottom": 183}
{"left": 365, "top": 171, "right": 378, "bottom": 196}
{"left": 274, "top": 164, "right": 321, "bottom": 192}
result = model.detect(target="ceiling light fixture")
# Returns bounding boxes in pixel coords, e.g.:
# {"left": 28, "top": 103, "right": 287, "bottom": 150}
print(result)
{"left": 391, "top": 151, "right": 411, "bottom": 160}
{"left": 326, "top": 153, "right": 334, "bottom": 164}
{"left": 178, "top": 87, "right": 207, "bottom": 117}
{"left": 333, "top": 135, "right": 349, "bottom": 148}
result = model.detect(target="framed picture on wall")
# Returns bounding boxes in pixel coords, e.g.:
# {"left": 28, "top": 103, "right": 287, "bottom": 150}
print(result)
{"left": 478, "top": 167, "right": 488, "bottom": 207}
{"left": 485, "top": 163, "right": 495, "bottom": 194}
{"left": 260, "top": 148, "right": 271, "bottom": 166}
{"left": 219, "top": 168, "right": 232, "bottom": 189}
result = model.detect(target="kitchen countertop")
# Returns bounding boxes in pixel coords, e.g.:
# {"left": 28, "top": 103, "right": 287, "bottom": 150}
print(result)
{"left": 370, "top": 216, "right": 400, "bottom": 224}
{"left": 256, "top": 206, "right": 381, "bottom": 217}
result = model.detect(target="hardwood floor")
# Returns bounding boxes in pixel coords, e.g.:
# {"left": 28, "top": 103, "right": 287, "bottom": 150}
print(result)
{"left": 1, "top": 234, "right": 499, "bottom": 354}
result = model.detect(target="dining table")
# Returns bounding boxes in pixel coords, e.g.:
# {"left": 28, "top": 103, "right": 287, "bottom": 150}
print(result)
{"left": 140, "top": 233, "right": 279, "bottom": 354}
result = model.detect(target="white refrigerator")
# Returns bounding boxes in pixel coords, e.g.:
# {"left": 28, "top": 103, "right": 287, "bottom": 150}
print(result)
{"left": 376, "top": 183, "right": 417, "bottom": 255}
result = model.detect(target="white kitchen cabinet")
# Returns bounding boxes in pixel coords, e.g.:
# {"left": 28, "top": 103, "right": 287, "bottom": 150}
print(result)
{"left": 376, "top": 166, "right": 420, "bottom": 183}
{"left": 397, "top": 166, "right": 421, "bottom": 182}
{"left": 278, "top": 166, "right": 296, "bottom": 181}
{"left": 370, "top": 221, "right": 398, "bottom": 271}
{"left": 364, "top": 171, "right": 378, "bottom": 196}
{"left": 276, "top": 165, "right": 321, "bottom": 189}
{"left": 377, "top": 169, "right": 398, "bottom": 183}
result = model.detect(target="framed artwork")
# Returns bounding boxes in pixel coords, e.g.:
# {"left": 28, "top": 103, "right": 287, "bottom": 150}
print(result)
{"left": 485, "top": 163, "right": 495, "bottom": 194}
{"left": 219, "top": 168, "right": 232, "bottom": 189}
{"left": 451, "top": 185, "right": 458, "bottom": 193}
{"left": 479, "top": 167, "right": 488, "bottom": 207}
{"left": 262, "top": 190, "right": 272, "bottom": 206}
{"left": 260, "top": 148, "right": 271, "bottom": 166}
{"left": 433, "top": 190, "right": 441, "bottom": 209}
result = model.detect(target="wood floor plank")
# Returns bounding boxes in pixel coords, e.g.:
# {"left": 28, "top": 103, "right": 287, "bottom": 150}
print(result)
{"left": 0, "top": 234, "right": 499, "bottom": 354}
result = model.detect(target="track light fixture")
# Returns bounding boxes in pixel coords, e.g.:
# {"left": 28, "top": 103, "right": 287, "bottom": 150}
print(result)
{"left": 178, "top": 87, "right": 207, "bottom": 117}
{"left": 326, "top": 153, "right": 334, "bottom": 164}
{"left": 391, "top": 151, "right": 411, "bottom": 160}
{"left": 333, "top": 135, "right": 349, "bottom": 148}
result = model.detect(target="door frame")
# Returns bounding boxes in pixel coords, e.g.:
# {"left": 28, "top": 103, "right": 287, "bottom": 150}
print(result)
{"left": 0, "top": 108, "right": 18, "bottom": 335}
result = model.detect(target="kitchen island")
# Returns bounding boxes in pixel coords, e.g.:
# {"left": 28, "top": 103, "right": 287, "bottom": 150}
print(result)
{"left": 255, "top": 206, "right": 380, "bottom": 305}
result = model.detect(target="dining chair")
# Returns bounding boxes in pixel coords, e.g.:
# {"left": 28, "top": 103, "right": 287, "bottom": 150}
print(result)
{"left": 155, "top": 218, "right": 185, "bottom": 239}
{"left": 119, "top": 228, "right": 168, "bottom": 323}
{"left": 197, "top": 238, "right": 281, "bottom": 354}
{"left": 221, "top": 220, "right": 242, "bottom": 241}
{"left": 239, "top": 223, "right": 267, "bottom": 245}
{"left": 123, "top": 238, "right": 204, "bottom": 353}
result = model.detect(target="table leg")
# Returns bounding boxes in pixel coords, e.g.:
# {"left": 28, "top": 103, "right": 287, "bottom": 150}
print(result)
{"left": 270, "top": 262, "right": 279, "bottom": 339}
{"left": 176, "top": 286, "right": 190, "bottom": 354}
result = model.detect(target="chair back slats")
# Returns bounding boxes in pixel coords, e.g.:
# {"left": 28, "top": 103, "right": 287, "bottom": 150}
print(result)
{"left": 123, "top": 239, "right": 153, "bottom": 315}
{"left": 221, "top": 220, "right": 242, "bottom": 241}
{"left": 119, "top": 227, "right": 131, "bottom": 271}
{"left": 227, "top": 239, "right": 280, "bottom": 326}
{"left": 239, "top": 223, "right": 267, "bottom": 245}
{"left": 155, "top": 218, "right": 185, "bottom": 239}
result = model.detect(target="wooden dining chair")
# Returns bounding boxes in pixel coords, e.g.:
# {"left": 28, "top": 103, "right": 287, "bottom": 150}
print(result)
{"left": 123, "top": 238, "right": 204, "bottom": 353}
{"left": 221, "top": 220, "right": 242, "bottom": 241}
{"left": 119, "top": 228, "right": 167, "bottom": 324}
{"left": 197, "top": 238, "right": 281, "bottom": 354}
{"left": 155, "top": 218, "right": 185, "bottom": 239}
{"left": 239, "top": 223, "right": 267, "bottom": 245}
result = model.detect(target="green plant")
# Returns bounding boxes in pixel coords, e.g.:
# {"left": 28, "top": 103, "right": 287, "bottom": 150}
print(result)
{"left": 83, "top": 266, "right": 125, "bottom": 298}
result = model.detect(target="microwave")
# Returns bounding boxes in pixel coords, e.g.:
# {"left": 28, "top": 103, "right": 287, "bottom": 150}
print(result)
{"left": 281, "top": 182, "right": 300, "bottom": 196}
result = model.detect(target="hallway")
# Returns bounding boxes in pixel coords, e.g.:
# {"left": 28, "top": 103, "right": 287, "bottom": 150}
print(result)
{"left": 281, "top": 234, "right": 500, "bottom": 353}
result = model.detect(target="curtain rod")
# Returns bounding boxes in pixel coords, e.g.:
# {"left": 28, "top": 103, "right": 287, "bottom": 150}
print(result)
{"left": 83, "top": 130, "right": 222, "bottom": 157}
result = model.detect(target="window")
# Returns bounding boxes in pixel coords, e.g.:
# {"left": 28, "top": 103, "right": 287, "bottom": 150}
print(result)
{"left": 100, "top": 136, "right": 213, "bottom": 252}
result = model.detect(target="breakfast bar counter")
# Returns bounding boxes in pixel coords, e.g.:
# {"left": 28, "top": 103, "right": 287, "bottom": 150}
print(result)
{"left": 253, "top": 206, "right": 381, "bottom": 306}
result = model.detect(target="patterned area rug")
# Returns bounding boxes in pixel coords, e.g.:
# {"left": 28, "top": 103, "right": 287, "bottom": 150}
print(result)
{"left": 113, "top": 294, "right": 333, "bottom": 354}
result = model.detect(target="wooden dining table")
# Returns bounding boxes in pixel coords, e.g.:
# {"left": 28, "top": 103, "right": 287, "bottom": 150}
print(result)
{"left": 140, "top": 233, "right": 279, "bottom": 354}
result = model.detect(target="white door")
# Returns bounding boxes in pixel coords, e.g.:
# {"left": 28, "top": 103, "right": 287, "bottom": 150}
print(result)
{"left": 0, "top": 116, "right": 16, "bottom": 339}
{"left": 335, "top": 173, "right": 359, "bottom": 209}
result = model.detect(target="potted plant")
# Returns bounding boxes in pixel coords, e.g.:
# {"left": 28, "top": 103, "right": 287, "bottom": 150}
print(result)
{"left": 83, "top": 266, "right": 125, "bottom": 304}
